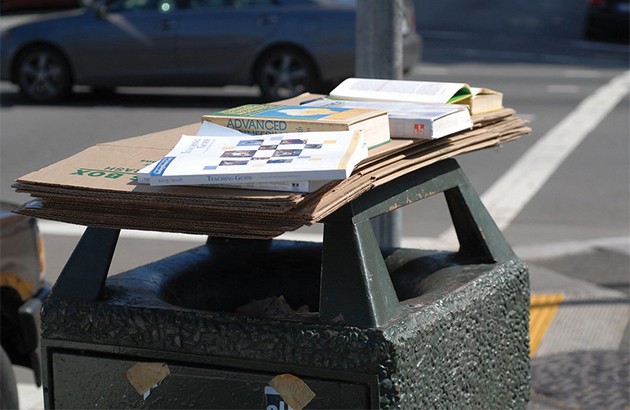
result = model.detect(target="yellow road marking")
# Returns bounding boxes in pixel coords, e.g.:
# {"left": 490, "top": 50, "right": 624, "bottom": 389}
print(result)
{"left": 529, "top": 293, "right": 565, "bottom": 357}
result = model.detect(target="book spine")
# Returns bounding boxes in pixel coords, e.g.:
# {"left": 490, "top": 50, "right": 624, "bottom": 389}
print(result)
{"left": 211, "top": 181, "right": 317, "bottom": 193}
{"left": 388, "top": 117, "right": 434, "bottom": 139}
{"left": 149, "top": 169, "right": 346, "bottom": 187}
{"left": 138, "top": 172, "right": 319, "bottom": 192}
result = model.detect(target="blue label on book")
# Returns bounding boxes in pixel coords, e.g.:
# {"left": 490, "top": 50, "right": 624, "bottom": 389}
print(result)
{"left": 150, "top": 156, "right": 175, "bottom": 176}
{"left": 253, "top": 105, "right": 348, "bottom": 120}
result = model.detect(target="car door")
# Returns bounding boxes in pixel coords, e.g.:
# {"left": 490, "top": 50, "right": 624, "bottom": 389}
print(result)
{"left": 174, "top": 0, "right": 280, "bottom": 85}
{"left": 73, "top": 0, "right": 179, "bottom": 85}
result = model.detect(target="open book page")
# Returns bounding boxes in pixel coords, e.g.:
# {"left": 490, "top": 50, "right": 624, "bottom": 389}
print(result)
{"left": 329, "top": 78, "right": 471, "bottom": 104}
{"left": 148, "top": 130, "right": 367, "bottom": 186}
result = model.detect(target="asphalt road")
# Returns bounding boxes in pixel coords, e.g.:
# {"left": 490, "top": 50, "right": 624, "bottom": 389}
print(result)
{"left": 1, "top": 7, "right": 629, "bottom": 408}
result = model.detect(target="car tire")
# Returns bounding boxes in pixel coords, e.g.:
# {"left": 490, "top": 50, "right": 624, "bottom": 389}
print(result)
{"left": 255, "top": 47, "right": 319, "bottom": 101}
{"left": 15, "top": 46, "right": 72, "bottom": 102}
{"left": 0, "top": 346, "right": 19, "bottom": 410}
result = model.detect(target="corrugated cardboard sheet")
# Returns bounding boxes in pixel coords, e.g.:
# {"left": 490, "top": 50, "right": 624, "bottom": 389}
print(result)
{"left": 13, "top": 109, "right": 530, "bottom": 239}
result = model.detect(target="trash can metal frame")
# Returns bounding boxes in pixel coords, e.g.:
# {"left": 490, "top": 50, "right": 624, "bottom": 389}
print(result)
{"left": 50, "top": 159, "right": 515, "bottom": 328}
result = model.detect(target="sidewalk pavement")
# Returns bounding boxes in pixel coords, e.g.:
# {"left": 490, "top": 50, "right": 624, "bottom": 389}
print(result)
{"left": 525, "top": 239, "right": 630, "bottom": 410}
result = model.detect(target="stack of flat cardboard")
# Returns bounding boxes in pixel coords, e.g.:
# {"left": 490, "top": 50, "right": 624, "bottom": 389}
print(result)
{"left": 13, "top": 108, "right": 530, "bottom": 239}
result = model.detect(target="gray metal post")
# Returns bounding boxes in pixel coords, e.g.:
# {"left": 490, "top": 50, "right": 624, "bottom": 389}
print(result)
{"left": 356, "top": 0, "right": 404, "bottom": 247}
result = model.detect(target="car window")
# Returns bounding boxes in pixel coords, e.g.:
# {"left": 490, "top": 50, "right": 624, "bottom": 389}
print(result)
{"left": 233, "top": 0, "right": 275, "bottom": 5}
{"left": 106, "top": 0, "right": 175, "bottom": 12}
{"left": 188, "top": 0, "right": 274, "bottom": 9}
{"left": 188, "top": 0, "right": 227, "bottom": 8}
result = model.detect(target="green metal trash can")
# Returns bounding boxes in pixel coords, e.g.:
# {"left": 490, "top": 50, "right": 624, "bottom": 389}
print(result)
{"left": 40, "top": 159, "right": 530, "bottom": 409}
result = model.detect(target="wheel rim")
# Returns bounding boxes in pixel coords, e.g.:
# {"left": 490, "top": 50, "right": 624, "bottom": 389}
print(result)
{"left": 260, "top": 52, "right": 310, "bottom": 99}
{"left": 19, "top": 50, "right": 68, "bottom": 101}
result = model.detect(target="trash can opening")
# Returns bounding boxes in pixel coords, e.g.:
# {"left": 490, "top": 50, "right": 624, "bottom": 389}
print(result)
{"left": 157, "top": 241, "right": 322, "bottom": 318}
{"left": 145, "top": 240, "right": 478, "bottom": 321}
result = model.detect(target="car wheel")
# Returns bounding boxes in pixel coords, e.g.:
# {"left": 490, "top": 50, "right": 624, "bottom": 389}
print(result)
{"left": 0, "top": 346, "right": 19, "bottom": 410}
{"left": 15, "top": 46, "right": 72, "bottom": 102}
{"left": 255, "top": 47, "right": 319, "bottom": 101}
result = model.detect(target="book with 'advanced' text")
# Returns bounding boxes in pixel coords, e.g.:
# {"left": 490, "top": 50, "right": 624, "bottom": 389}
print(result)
{"left": 202, "top": 103, "right": 390, "bottom": 149}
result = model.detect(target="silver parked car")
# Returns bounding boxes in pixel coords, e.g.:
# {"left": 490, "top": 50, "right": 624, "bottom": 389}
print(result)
{"left": 1, "top": 0, "right": 421, "bottom": 102}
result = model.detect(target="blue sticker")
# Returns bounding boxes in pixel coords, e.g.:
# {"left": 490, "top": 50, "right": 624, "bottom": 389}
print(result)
{"left": 264, "top": 386, "right": 294, "bottom": 410}
{"left": 150, "top": 157, "right": 175, "bottom": 176}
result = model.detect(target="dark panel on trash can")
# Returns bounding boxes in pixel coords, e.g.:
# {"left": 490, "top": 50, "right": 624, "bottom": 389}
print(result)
{"left": 52, "top": 352, "right": 372, "bottom": 409}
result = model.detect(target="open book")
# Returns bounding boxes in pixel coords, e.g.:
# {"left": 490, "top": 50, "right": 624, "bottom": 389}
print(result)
{"left": 329, "top": 78, "right": 503, "bottom": 114}
{"left": 145, "top": 129, "right": 367, "bottom": 187}
{"left": 303, "top": 98, "right": 472, "bottom": 139}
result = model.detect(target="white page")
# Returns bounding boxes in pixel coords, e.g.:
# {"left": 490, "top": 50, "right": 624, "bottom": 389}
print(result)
{"left": 330, "top": 78, "right": 469, "bottom": 104}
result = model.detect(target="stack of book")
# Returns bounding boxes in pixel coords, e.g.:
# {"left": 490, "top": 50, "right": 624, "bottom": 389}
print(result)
{"left": 134, "top": 104, "right": 390, "bottom": 193}
{"left": 132, "top": 78, "right": 503, "bottom": 193}
{"left": 12, "top": 79, "right": 529, "bottom": 239}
